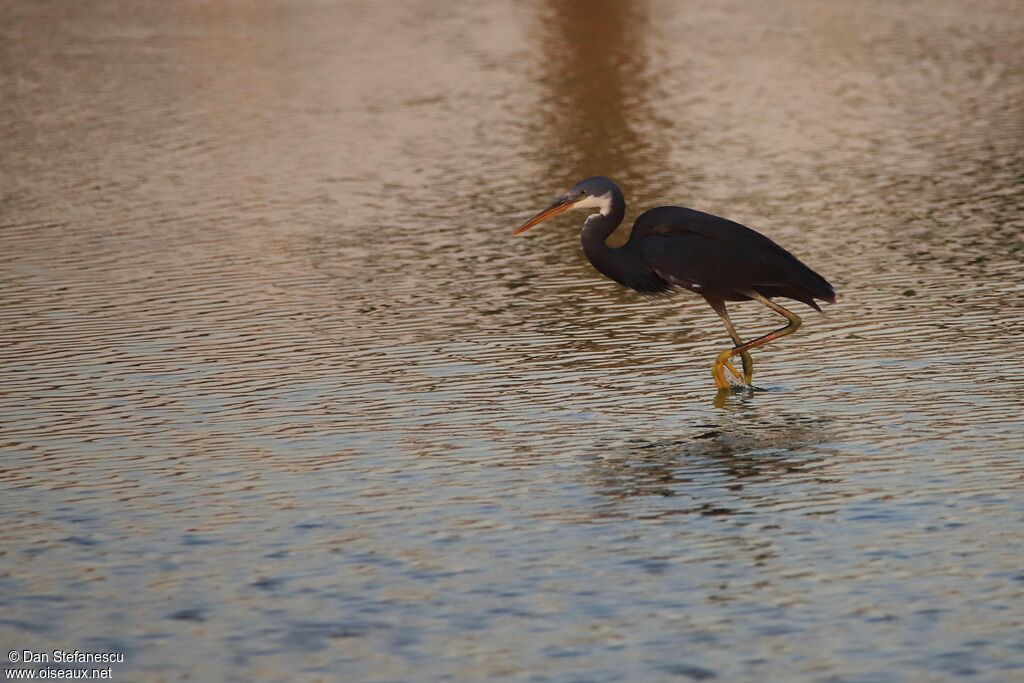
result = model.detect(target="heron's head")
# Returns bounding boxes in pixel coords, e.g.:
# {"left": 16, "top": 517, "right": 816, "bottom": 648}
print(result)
{"left": 513, "top": 176, "right": 619, "bottom": 235}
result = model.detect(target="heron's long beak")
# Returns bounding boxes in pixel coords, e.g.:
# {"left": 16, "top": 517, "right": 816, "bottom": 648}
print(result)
{"left": 513, "top": 195, "right": 582, "bottom": 235}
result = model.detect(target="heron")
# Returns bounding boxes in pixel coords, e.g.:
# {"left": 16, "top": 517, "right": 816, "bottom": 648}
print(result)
{"left": 513, "top": 176, "right": 836, "bottom": 390}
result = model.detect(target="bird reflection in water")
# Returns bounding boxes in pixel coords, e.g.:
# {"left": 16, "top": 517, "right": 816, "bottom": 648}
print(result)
{"left": 581, "top": 411, "right": 837, "bottom": 516}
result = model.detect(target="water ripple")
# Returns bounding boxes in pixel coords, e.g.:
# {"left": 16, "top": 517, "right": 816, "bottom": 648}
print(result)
{"left": 2, "top": 1, "right": 1023, "bottom": 682}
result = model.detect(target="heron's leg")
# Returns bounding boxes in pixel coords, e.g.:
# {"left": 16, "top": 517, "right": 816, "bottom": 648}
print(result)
{"left": 714, "top": 293, "right": 802, "bottom": 380}
{"left": 719, "top": 314, "right": 754, "bottom": 385}
{"left": 704, "top": 298, "right": 754, "bottom": 388}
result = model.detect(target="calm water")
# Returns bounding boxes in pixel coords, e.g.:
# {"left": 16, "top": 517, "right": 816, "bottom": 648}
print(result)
{"left": 2, "top": 1, "right": 1023, "bottom": 681}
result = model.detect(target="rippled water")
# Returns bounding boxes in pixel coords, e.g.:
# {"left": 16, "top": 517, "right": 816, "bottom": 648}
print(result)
{"left": 2, "top": 1, "right": 1023, "bottom": 681}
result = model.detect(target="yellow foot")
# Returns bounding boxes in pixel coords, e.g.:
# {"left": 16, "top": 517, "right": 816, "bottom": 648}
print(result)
{"left": 724, "top": 359, "right": 743, "bottom": 381}
{"left": 713, "top": 350, "right": 754, "bottom": 389}
{"left": 711, "top": 349, "right": 737, "bottom": 390}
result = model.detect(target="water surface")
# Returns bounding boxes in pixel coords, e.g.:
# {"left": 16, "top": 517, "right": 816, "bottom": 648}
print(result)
{"left": 2, "top": 1, "right": 1023, "bottom": 681}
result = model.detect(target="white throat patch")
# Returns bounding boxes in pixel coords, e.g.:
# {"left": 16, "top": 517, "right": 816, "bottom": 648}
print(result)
{"left": 574, "top": 191, "right": 614, "bottom": 217}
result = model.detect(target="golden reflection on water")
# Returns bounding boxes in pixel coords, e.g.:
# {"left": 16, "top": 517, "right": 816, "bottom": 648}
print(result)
{"left": 534, "top": 0, "right": 666, "bottom": 190}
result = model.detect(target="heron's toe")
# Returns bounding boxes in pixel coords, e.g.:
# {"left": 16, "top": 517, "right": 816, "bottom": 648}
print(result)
{"left": 711, "top": 361, "right": 730, "bottom": 389}
{"left": 723, "top": 359, "right": 744, "bottom": 381}
{"left": 712, "top": 349, "right": 737, "bottom": 389}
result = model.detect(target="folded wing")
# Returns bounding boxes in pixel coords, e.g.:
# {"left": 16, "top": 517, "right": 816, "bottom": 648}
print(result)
{"left": 634, "top": 207, "right": 835, "bottom": 309}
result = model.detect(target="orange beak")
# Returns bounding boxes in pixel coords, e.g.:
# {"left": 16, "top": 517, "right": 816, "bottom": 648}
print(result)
{"left": 513, "top": 195, "right": 583, "bottom": 235}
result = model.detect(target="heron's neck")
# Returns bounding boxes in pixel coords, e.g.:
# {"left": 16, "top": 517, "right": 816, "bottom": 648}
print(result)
{"left": 580, "top": 188, "right": 634, "bottom": 284}
{"left": 580, "top": 187, "right": 626, "bottom": 254}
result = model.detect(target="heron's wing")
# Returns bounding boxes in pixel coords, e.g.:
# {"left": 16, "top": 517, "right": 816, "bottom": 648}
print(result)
{"left": 639, "top": 228, "right": 789, "bottom": 290}
{"left": 635, "top": 208, "right": 834, "bottom": 307}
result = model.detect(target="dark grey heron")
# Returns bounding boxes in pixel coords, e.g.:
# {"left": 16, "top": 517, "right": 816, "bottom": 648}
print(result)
{"left": 514, "top": 176, "right": 836, "bottom": 389}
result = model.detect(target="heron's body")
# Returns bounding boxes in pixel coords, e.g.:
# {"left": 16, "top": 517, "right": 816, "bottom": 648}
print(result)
{"left": 514, "top": 176, "right": 836, "bottom": 390}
